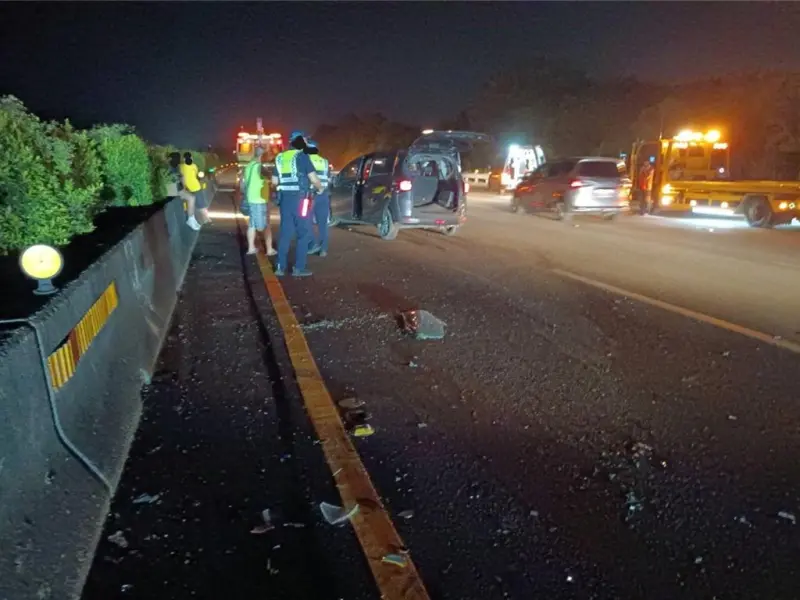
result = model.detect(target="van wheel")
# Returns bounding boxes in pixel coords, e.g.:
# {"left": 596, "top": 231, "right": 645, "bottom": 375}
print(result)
{"left": 377, "top": 206, "right": 399, "bottom": 240}
{"left": 442, "top": 226, "right": 459, "bottom": 236}
{"left": 745, "top": 196, "right": 773, "bottom": 228}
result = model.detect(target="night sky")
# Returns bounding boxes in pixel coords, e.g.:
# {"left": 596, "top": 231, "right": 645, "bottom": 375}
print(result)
{"left": 2, "top": 2, "right": 799, "bottom": 150}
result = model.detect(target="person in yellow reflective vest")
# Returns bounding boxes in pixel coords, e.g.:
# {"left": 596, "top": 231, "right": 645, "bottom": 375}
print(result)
{"left": 271, "top": 131, "right": 326, "bottom": 277}
{"left": 180, "top": 152, "right": 203, "bottom": 230}
{"left": 303, "top": 139, "right": 331, "bottom": 257}
{"left": 243, "top": 147, "right": 276, "bottom": 255}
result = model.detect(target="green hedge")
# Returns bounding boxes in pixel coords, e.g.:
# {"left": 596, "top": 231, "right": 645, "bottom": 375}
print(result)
{"left": 0, "top": 96, "right": 214, "bottom": 254}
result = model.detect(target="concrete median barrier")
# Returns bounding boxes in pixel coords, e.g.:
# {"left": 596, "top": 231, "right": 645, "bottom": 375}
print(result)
{"left": 0, "top": 194, "right": 206, "bottom": 600}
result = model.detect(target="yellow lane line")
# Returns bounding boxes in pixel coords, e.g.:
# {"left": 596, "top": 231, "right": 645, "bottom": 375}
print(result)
{"left": 553, "top": 268, "right": 800, "bottom": 354}
{"left": 254, "top": 252, "right": 431, "bottom": 600}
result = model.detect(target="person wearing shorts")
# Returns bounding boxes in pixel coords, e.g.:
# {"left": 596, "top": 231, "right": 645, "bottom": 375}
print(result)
{"left": 244, "top": 148, "right": 276, "bottom": 255}
{"left": 180, "top": 152, "right": 203, "bottom": 230}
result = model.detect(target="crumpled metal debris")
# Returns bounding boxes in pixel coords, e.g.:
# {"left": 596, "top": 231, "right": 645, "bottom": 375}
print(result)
{"left": 399, "top": 310, "right": 446, "bottom": 340}
{"left": 320, "top": 501, "right": 360, "bottom": 525}
{"left": 778, "top": 511, "right": 796, "bottom": 524}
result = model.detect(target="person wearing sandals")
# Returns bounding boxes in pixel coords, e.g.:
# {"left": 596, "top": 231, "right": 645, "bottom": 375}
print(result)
{"left": 243, "top": 147, "right": 276, "bottom": 255}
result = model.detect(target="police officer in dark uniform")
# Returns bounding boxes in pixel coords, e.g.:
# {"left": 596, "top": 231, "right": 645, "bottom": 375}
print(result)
{"left": 304, "top": 139, "right": 332, "bottom": 258}
{"left": 272, "top": 131, "right": 326, "bottom": 277}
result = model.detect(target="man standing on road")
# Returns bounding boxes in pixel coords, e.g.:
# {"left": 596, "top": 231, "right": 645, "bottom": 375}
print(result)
{"left": 304, "top": 139, "right": 331, "bottom": 258}
{"left": 243, "top": 147, "right": 276, "bottom": 256}
{"left": 272, "top": 131, "right": 326, "bottom": 277}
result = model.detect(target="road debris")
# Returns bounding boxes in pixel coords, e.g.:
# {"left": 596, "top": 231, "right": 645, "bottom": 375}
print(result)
{"left": 132, "top": 493, "right": 161, "bottom": 505}
{"left": 778, "top": 511, "right": 796, "bottom": 524}
{"left": 381, "top": 553, "right": 409, "bottom": 568}
{"left": 397, "top": 509, "right": 415, "bottom": 520}
{"left": 320, "top": 501, "right": 360, "bottom": 525}
{"left": 398, "top": 310, "right": 446, "bottom": 340}
{"left": 108, "top": 530, "right": 129, "bottom": 549}
{"left": 251, "top": 509, "right": 274, "bottom": 534}
{"left": 266, "top": 558, "right": 279, "bottom": 575}
{"left": 338, "top": 396, "right": 364, "bottom": 411}
{"left": 351, "top": 424, "right": 375, "bottom": 437}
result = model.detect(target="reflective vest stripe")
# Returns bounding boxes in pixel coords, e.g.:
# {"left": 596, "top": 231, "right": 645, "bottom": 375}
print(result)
{"left": 309, "top": 155, "right": 330, "bottom": 186}
{"left": 275, "top": 150, "right": 300, "bottom": 191}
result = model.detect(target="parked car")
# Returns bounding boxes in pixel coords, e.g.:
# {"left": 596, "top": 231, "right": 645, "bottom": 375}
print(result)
{"left": 511, "top": 157, "right": 631, "bottom": 220}
{"left": 328, "top": 131, "right": 490, "bottom": 240}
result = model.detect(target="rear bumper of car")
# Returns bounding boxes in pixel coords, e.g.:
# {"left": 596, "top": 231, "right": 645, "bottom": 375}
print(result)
{"left": 399, "top": 213, "right": 464, "bottom": 228}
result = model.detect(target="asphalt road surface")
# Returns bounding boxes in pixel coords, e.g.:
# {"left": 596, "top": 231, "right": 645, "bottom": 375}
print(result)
{"left": 84, "top": 177, "right": 800, "bottom": 599}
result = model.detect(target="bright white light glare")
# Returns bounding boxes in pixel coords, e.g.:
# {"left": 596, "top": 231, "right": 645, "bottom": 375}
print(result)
{"left": 206, "top": 210, "right": 249, "bottom": 220}
{"left": 422, "top": 129, "right": 434, "bottom": 135}
{"left": 509, "top": 144, "right": 520, "bottom": 153}
{"left": 691, "top": 206, "right": 736, "bottom": 217}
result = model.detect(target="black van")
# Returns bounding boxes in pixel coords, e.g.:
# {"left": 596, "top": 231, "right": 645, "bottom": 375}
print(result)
{"left": 328, "top": 131, "right": 490, "bottom": 240}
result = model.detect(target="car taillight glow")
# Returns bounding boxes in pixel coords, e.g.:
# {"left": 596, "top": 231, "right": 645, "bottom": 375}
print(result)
{"left": 569, "top": 179, "right": 583, "bottom": 188}
{"left": 398, "top": 180, "right": 412, "bottom": 192}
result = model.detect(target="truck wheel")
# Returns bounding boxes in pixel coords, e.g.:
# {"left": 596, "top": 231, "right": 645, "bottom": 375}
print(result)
{"left": 745, "top": 197, "right": 773, "bottom": 228}
{"left": 377, "top": 206, "right": 399, "bottom": 240}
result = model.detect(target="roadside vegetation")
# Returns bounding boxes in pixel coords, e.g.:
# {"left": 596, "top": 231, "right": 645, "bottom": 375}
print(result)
{"left": 0, "top": 96, "right": 219, "bottom": 253}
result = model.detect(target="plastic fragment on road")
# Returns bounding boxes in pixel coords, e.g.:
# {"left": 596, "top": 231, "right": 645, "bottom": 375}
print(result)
{"left": 382, "top": 553, "right": 409, "bottom": 568}
{"left": 398, "top": 509, "right": 415, "bottom": 520}
{"left": 399, "top": 310, "right": 446, "bottom": 340}
{"left": 338, "top": 396, "right": 364, "bottom": 411}
{"left": 266, "top": 558, "right": 279, "bottom": 576}
{"left": 108, "top": 530, "right": 129, "bottom": 549}
{"left": 320, "top": 501, "right": 360, "bottom": 525}
{"left": 251, "top": 508, "right": 275, "bottom": 534}
{"left": 343, "top": 407, "right": 371, "bottom": 428}
{"left": 778, "top": 511, "right": 796, "bottom": 524}
{"left": 351, "top": 424, "right": 375, "bottom": 437}
{"left": 132, "top": 493, "right": 161, "bottom": 505}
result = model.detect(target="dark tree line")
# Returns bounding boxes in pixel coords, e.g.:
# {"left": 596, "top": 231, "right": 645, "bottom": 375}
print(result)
{"left": 314, "top": 59, "right": 800, "bottom": 180}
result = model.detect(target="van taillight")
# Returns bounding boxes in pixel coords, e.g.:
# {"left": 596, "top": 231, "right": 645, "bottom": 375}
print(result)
{"left": 569, "top": 179, "right": 583, "bottom": 188}
{"left": 398, "top": 180, "right": 412, "bottom": 192}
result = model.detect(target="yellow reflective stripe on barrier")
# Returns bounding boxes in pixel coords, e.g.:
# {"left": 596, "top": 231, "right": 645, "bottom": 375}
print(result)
{"left": 254, "top": 253, "right": 431, "bottom": 600}
{"left": 46, "top": 282, "right": 119, "bottom": 390}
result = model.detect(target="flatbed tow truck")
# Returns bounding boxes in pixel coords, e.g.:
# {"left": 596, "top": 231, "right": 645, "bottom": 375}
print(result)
{"left": 631, "top": 129, "right": 800, "bottom": 228}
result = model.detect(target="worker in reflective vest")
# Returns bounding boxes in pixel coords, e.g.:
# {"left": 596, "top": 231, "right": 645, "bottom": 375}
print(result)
{"left": 272, "top": 131, "right": 326, "bottom": 277}
{"left": 303, "top": 139, "right": 331, "bottom": 258}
